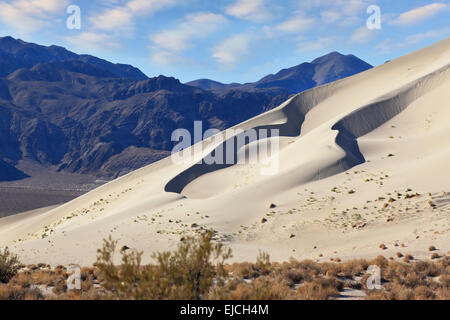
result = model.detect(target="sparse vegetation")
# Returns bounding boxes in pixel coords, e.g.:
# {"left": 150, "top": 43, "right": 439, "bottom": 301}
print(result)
{"left": 297, "top": 279, "right": 340, "bottom": 300}
{"left": 0, "top": 238, "right": 448, "bottom": 300}
{"left": 365, "top": 256, "right": 449, "bottom": 300}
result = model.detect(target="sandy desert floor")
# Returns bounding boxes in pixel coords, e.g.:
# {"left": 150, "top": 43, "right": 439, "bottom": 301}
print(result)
{"left": 0, "top": 37, "right": 449, "bottom": 266}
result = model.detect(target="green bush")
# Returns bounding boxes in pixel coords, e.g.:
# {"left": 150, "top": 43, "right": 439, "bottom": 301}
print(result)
{"left": 0, "top": 247, "right": 21, "bottom": 283}
{"left": 96, "top": 230, "right": 232, "bottom": 300}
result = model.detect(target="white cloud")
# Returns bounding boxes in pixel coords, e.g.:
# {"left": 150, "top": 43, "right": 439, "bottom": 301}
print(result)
{"left": 65, "top": 32, "right": 121, "bottom": 52}
{"left": 263, "top": 11, "right": 315, "bottom": 38}
{"left": 350, "top": 26, "right": 377, "bottom": 43}
{"left": 297, "top": 37, "right": 334, "bottom": 52}
{"left": 376, "top": 28, "right": 450, "bottom": 53}
{"left": 404, "top": 29, "right": 449, "bottom": 44}
{"left": 300, "top": 0, "right": 373, "bottom": 26}
{"left": 226, "top": 0, "right": 272, "bottom": 22}
{"left": 320, "top": 10, "right": 341, "bottom": 23}
{"left": 127, "top": 0, "right": 174, "bottom": 12}
{"left": 212, "top": 34, "right": 251, "bottom": 67}
{"left": 91, "top": 7, "right": 134, "bottom": 32}
{"left": 151, "top": 50, "right": 186, "bottom": 66}
{"left": 151, "top": 12, "right": 227, "bottom": 52}
{"left": 62, "top": 0, "right": 178, "bottom": 57}
{"left": 394, "top": 3, "right": 448, "bottom": 26}
{"left": 381, "top": 12, "right": 398, "bottom": 25}
{"left": 151, "top": 13, "right": 226, "bottom": 52}
{"left": 149, "top": 12, "right": 228, "bottom": 65}
{"left": 0, "top": 0, "right": 69, "bottom": 33}
{"left": 300, "top": 0, "right": 369, "bottom": 11}
{"left": 90, "top": 0, "right": 177, "bottom": 31}
{"left": 275, "top": 11, "right": 315, "bottom": 33}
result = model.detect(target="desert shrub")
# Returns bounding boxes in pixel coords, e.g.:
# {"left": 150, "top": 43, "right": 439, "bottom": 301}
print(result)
{"left": 363, "top": 255, "right": 450, "bottom": 300}
{"left": 326, "top": 259, "right": 369, "bottom": 276}
{"left": 402, "top": 272, "right": 425, "bottom": 287}
{"left": 366, "top": 283, "right": 415, "bottom": 300}
{"left": 283, "top": 267, "right": 306, "bottom": 285}
{"left": 32, "top": 270, "right": 60, "bottom": 286}
{"left": 255, "top": 250, "right": 271, "bottom": 275}
{"left": 228, "top": 262, "right": 255, "bottom": 279}
{"left": 0, "top": 284, "right": 43, "bottom": 300}
{"left": 0, "top": 247, "right": 21, "bottom": 283}
{"left": 413, "top": 260, "right": 440, "bottom": 277}
{"left": 367, "top": 282, "right": 439, "bottom": 300}
{"left": 333, "top": 259, "right": 369, "bottom": 278}
{"left": 232, "top": 275, "right": 293, "bottom": 300}
{"left": 297, "top": 278, "right": 342, "bottom": 300}
{"left": 435, "top": 286, "right": 450, "bottom": 300}
{"left": 95, "top": 235, "right": 146, "bottom": 299}
{"left": 9, "top": 271, "right": 33, "bottom": 288}
{"left": 56, "top": 287, "right": 102, "bottom": 300}
{"left": 96, "top": 230, "right": 232, "bottom": 300}
{"left": 206, "top": 277, "right": 242, "bottom": 300}
{"left": 229, "top": 262, "right": 254, "bottom": 279}
{"left": 440, "top": 274, "right": 450, "bottom": 287}
{"left": 370, "top": 255, "right": 389, "bottom": 268}
{"left": 52, "top": 277, "right": 69, "bottom": 295}
{"left": 227, "top": 251, "right": 271, "bottom": 279}
{"left": 210, "top": 274, "right": 294, "bottom": 300}
{"left": 414, "top": 285, "right": 436, "bottom": 300}
{"left": 383, "top": 261, "right": 408, "bottom": 281}
{"left": 291, "top": 259, "right": 322, "bottom": 281}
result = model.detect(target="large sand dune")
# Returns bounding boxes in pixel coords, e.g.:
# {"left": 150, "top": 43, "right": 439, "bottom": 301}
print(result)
{"left": 1, "top": 38, "right": 449, "bottom": 266}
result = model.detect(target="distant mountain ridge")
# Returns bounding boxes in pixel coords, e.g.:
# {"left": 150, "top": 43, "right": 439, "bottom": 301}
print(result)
{"left": 186, "top": 51, "right": 372, "bottom": 93}
{"left": 186, "top": 79, "right": 242, "bottom": 90}
{"left": 0, "top": 36, "right": 372, "bottom": 180}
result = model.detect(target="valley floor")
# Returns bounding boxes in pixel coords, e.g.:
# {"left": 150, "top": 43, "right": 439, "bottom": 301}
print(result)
{"left": 0, "top": 160, "right": 106, "bottom": 218}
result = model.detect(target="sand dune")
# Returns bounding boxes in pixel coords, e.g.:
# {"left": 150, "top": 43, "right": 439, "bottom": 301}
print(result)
{"left": 1, "top": 38, "right": 449, "bottom": 266}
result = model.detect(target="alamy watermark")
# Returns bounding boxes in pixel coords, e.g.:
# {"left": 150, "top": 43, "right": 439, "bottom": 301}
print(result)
{"left": 66, "top": 264, "right": 81, "bottom": 290}
{"left": 366, "top": 265, "right": 382, "bottom": 290}
{"left": 66, "top": 5, "right": 81, "bottom": 30}
{"left": 367, "top": 5, "right": 381, "bottom": 30}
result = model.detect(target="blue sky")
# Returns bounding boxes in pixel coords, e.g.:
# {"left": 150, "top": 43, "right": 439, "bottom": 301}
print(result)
{"left": 0, "top": 0, "right": 449, "bottom": 83}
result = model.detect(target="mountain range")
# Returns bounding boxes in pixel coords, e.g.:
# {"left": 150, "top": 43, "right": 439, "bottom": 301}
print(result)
{"left": 0, "top": 36, "right": 372, "bottom": 181}
{"left": 187, "top": 51, "right": 372, "bottom": 93}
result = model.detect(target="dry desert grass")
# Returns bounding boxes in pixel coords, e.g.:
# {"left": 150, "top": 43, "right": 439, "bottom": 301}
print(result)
{"left": 1, "top": 232, "right": 448, "bottom": 300}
